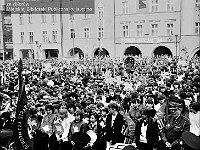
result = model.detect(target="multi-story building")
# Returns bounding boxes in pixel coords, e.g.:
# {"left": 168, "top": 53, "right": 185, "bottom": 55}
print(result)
{"left": 0, "top": 0, "right": 13, "bottom": 60}
{"left": 11, "top": 0, "right": 200, "bottom": 60}
{"left": 115, "top": 0, "right": 200, "bottom": 59}
{"left": 11, "top": 11, "right": 61, "bottom": 59}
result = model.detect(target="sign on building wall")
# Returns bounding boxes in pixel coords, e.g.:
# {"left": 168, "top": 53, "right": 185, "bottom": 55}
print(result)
{"left": 136, "top": 0, "right": 149, "bottom": 13}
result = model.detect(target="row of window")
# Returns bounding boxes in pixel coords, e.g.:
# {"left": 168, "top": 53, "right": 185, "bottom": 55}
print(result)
{"left": 19, "top": 22, "right": 200, "bottom": 43}
{"left": 122, "top": 0, "right": 175, "bottom": 14}
{"left": 68, "top": 27, "right": 104, "bottom": 39}
{"left": 19, "top": 27, "right": 104, "bottom": 44}
{"left": 20, "top": 31, "right": 58, "bottom": 44}
{"left": 121, "top": 22, "right": 200, "bottom": 37}
{"left": 122, "top": 0, "right": 200, "bottom": 14}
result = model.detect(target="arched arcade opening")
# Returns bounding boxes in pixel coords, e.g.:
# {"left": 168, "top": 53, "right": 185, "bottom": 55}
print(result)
{"left": 124, "top": 46, "right": 142, "bottom": 56}
{"left": 153, "top": 46, "right": 172, "bottom": 57}
{"left": 193, "top": 49, "right": 200, "bottom": 57}
{"left": 94, "top": 48, "right": 109, "bottom": 57}
{"left": 69, "top": 48, "right": 84, "bottom": 58}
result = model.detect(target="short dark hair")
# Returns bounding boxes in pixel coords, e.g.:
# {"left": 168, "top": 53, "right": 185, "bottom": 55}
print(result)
{"left": 108, "top": 102, "right": 119, "bottom": 111}
{"left": 68, "top": 103, "right": 76, "bottom": 111}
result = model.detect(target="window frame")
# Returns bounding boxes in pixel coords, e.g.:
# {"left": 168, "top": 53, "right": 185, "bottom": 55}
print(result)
{"left": 136, "top": 24, "right": 143, "bottom": 37}
{"left": 122, "top": 24, "right": 129, "bottom": 37}
{"left": 20, "top": 32, "right": 25, "bottom": 43}
{"left": 19, "top": 13, "right": 24, "bottom": 25}
{"left": 151, "top": 0, "right": 159, "bottom": 12}
{"left": 41, "top": 11, "right": 46, "bottom": 23}
{"left": 29, "top": 32, "right": 33, "bottom": 43}
{"left": 167, "top": 0, "right": 174, "bottom": 11}
{"left": 52, "top": 31, "right": 58, "bottom": 43}
{"left": 151, "top": 24, "right": 158, "bottom": 36}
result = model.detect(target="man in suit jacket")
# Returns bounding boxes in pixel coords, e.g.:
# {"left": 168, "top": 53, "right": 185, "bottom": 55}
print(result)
{"left": 105, "top": 101, "right": 125, "bottom": 145}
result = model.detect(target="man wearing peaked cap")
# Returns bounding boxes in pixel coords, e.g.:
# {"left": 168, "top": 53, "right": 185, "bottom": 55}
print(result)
{"left": 71, "top": 132, "right": 91, "bottom": 150}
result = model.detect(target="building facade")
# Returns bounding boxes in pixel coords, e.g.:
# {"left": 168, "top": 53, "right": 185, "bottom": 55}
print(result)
{"left": 11, "top": 0, "right": 200, "bottom": 60}
{"left": 11, "top": 11, "right": 61, "bottom": 59}
{"left": 0, "top": 0, "right": 13, "bottom": 60}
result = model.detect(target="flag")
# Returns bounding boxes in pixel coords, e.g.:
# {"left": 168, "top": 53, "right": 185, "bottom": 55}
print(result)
{"left": 139, "top": 0, "right": 146, "bottom": 9}
{"left": 18, "top": 59, "right": 23, "bottom": 93}
{"left": 14, "top": 59, "right": 33, "bottom": 150}
{"left": 137, "top": 0, "right": 149, "bottom": 13}
{"left": 15, "top": 84, "right": 33, "bottom": 150}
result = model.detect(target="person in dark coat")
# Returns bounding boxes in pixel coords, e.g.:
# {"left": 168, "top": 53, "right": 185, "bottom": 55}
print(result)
{"left": 104, "top": 102, "right": 125, "bottom": 145}
{"left": 135, "top": 109, "right": 159, "bottom": 150}
{"left": 33, "top": 129, "right": 49, "bottom": 150}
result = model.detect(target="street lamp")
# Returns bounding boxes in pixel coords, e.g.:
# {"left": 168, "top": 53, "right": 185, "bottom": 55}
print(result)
{"left": 98, "top": 38, "right": 101, "bottom": 57}
{"left": 35, "top": 41, "right": 41, "bottom": 59}
{"left": 175, "top": 35, "right": 178, "bottom": 61}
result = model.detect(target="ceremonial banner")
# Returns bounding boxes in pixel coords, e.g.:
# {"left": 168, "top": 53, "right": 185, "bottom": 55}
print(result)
{"left": 136, "top": 0, "right": 149, "bottom": 13}
{"left": 15, "top": 59, "right": 33, "bottom": 150}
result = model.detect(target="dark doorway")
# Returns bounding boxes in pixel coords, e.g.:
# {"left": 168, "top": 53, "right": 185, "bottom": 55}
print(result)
{"left": 194, "top": 49, "right": 200, "bottom": 57}
{"left": 70, "top": 48, "right": 84, "bottom": 58}
{"left": 45, "top": 49, "right": 59, "bottom": 59}
{"left": 94, "top": 48, "right": 109, "bottom": 57}
{"left": 21, "top": 50, "right": 30, "bottom": 59}
{"left": 153, "top": 46, "right": 172, "bottom": 56}
{"left": 124, "top": 46, "right": 142, "bottom": 56}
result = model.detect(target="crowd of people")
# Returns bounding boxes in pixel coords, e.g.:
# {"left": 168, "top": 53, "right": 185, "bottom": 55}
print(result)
{"left": 0, "top": 55, "right": 200, "bottom": 150}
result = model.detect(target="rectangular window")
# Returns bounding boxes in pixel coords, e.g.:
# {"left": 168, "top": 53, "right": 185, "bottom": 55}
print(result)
{"left": 196, "top": 0, "right": 200, "bottom": 10}
{"left": 70, "top": 14, "right": 74, "bottom": 20}
{"left": 167, "top": 0, "right": 174, "bottom": 11}
{"left": 29, "top": 32, "right": 33, "bottom": 43}
{"left": 98, "top": 27, "right": 104, "bottom": 38}
{"left": 70, "top": 29, "right": 75, "bottom": 38}
{"left": 151, "top": 24, "right": 158, "bottom": 36}
{"left": 42, "top": 11, "right": 46, "bottom": 23}
{"left": 195, "top": 22, "right": 200, "bottom": 34}
{"left": 166, "top": 23, "right": 174, "bottom": 36}
{"left": 19, "top": 13, "right": 24, "bottom": 25}
{"left": 42, "top": 31, "right": 48, "bottom": 43}
{"left": 122, "top": 1, "right": 128, "bottom": 14}
{"left": 52, "top": 31, "right": 57, "bottom": 43}
{"left": 136, "top": 25, "right": 143, "bottom": 36}
{"left": 20, "top": 32, "right": 24, "bottom": 43}
{"left": 98, "top": 7, "right": 104, "bottom": 18}
{"left": 152, "top": 0, "right": 159, "bottom": 12}
{"left": 28, "top": 12, "right": 32, "bottom": 24}
{"left": 52, "top": 11, "right": 56, "bottom": 23}
{"left": 84, "top": 13, "right": 89, "bottom": 19}
{"left": 122, "top": 25, "right": 129, "bottom": 37}
{"left": 84, "top": 28, "right": 89, "bottom": 38}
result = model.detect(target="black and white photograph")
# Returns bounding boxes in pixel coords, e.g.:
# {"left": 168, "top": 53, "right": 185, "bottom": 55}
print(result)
{"left": 0, "top": 0, "right": 200, "bottom": 150}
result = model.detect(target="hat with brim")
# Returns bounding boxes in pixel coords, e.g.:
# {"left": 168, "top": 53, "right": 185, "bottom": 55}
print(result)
{"left": 72, "top": 132, "right": 91, "bottom": 147}
{"left": 182, "top": 132, "right": 200, "bottom": 150}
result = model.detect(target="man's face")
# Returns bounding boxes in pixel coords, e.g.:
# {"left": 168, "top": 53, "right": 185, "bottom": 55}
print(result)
{"left": 169, "top": 102, "right": 183, "bottom": 117}
{"left": 109, "top": 107, "right": 114, "bottom": 115}
{"left": 68, "top": 107, "right": 75, "bottom": 114}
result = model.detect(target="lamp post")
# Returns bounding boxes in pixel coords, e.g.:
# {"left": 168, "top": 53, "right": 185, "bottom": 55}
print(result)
{"left": 35, "top": 41, "right": 41, "bottom": 59}
{"left": 98, "top": 38, "right": 101, "bottom": 75}
{"left": 98, "top": 38, "right": 101, "bottom": 57}
{"left": 175, "top": 35, "right": 178, "bottom": 61}
{"left": 72, "top": 30, "right": 75, "bottom": 62}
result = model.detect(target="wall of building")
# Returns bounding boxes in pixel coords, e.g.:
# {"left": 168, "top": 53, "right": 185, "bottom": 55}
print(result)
{"left": 11, "top": 0, "right": 200, "bottom": 60}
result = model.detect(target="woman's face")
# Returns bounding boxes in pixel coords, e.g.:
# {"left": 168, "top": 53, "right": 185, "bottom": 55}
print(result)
{"left": 75, "top": 114, "right": 81, "bottom": 122}
{"left": 46, "top": 108, "right": 53, "bottom": 115}
{"left": 90, "top": 115, "right": 96, "bottom": 123}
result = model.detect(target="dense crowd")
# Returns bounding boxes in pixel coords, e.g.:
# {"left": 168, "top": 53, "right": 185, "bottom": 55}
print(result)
{"left": 0, "top": 55, "right": 200, "bottom": 150}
